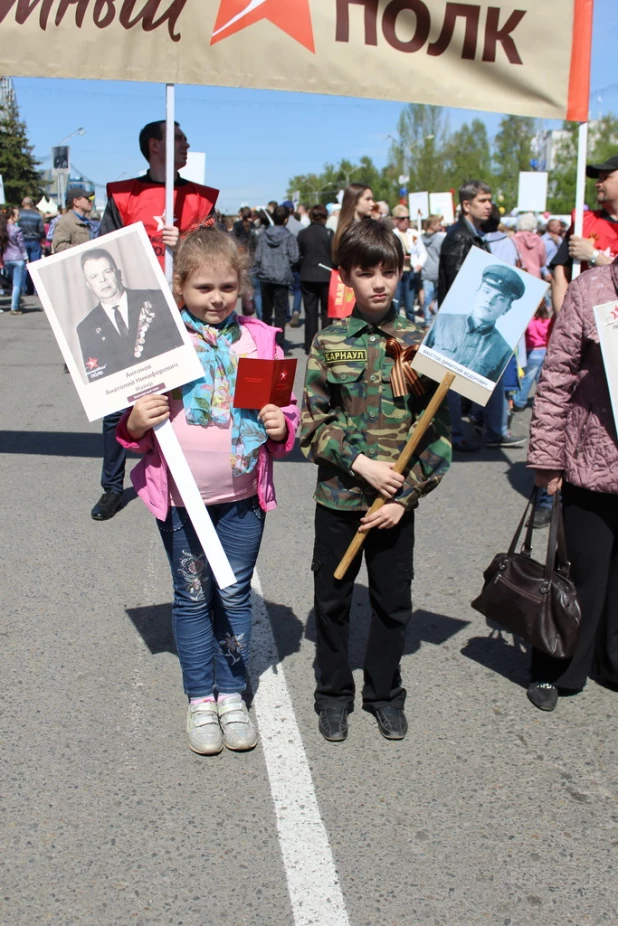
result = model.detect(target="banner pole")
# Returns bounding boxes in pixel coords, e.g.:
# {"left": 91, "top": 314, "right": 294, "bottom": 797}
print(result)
{"left": 165, "top": 82, "right": 175, "bottom": 284}
{"left": 333, "top": 372, "right": 455, "bottom": 581}
{"left": 572, "top": 120, "right": 588, "bottom": 282}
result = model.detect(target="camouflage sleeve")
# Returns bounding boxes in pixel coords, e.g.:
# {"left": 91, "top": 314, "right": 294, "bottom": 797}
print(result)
{"left": 300, "top": 338, "right": 366, "bottom": 473}
{"left": 396, "top": 388, "right": 452, "bottom": 509}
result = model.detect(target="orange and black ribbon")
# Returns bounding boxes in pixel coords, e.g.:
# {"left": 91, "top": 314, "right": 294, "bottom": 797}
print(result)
{"left": 385, "top": 339, "right": 425, "bottom": 398}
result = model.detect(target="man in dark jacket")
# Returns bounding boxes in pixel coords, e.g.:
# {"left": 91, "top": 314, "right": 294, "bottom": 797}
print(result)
{"left": 254, "top": 204, "right": 299, "bottom": 349}
{"left": 436, "top": 180, "right": 525, "bottom": 451}
{"left": 438, "top": 181, "right": 492, "bottom": 305}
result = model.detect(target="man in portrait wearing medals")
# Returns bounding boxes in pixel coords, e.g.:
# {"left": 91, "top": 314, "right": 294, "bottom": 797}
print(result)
{"left": 77, "top": 247, "right": 182, "bottom": 380}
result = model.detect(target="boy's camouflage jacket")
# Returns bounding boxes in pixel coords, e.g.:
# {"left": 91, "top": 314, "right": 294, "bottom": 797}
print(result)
{"left": 300, "top": 307, "right": 452, "bottom": 512}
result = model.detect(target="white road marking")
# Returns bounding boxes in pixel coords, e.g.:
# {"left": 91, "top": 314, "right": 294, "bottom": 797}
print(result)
{"left": 251, "top": 570, "right": 351, "bottom": 926}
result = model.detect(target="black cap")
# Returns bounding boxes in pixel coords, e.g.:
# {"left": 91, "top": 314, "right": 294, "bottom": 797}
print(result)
{"left": 586, "top": 155, "right": 618, "bottom": 179}
{"left": 482, "top": 264, "right": 525, "bottom": 301}
{"left": 66, "top": 186, "right": 94, "bottom": 205}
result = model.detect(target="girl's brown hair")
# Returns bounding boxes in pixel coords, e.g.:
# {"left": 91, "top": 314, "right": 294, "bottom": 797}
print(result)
{"left": 333, "top": 181, "right": 371, "bottom": 262}
{"left": 173, "top": 226, "right": 251, "bottom": 300}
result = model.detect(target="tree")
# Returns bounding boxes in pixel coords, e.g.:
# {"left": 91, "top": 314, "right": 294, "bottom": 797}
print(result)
{"left": 492, "top": 115, "right": 535, "bottom": 212}
{"left": 442, "top": 119, "right": 493, "bottom": 192}
{"left": 0, "top": 95, "right": 42, "bottom": 205}
{"left": 388, "top": 103, "right": 448, "bottom": 193}
{"left": 286, "top": 156, "right": 391, "bottom": 206}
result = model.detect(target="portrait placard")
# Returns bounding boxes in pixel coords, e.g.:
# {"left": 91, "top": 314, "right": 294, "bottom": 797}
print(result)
{"left": 29, "top": 223, "right": 203, "bottom": 422}
{"left": 594, "top": 300, "right": 618, "bottom": 434}
{"left": 412, "top": 247, "right": 548, "bottom": 406}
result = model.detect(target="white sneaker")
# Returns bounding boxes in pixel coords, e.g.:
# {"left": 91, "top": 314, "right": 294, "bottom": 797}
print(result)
{"left": 217, "top": 695, "right": 258, "bottom": 751}
{"left": 186, "top": 701, "right": 223, "bottom": 755}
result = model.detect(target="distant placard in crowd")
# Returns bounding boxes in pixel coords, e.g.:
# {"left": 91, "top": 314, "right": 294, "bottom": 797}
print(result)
{"left": 429, "top": 192, "right": 455, "bottom": 226}
{"left": 408, "top": 192, "right": 429, "bottom": 220}
{"left": 28, "top": 223, "right": 203, "bottom": 422}
{"left": 594, "top": 300, "right": 618, "bottom": 434}
{"left": 413, "top": 247, "right": 548, "bottom": 406}
{"left": 517, "top": 172, "right": 548, "bottom": 214}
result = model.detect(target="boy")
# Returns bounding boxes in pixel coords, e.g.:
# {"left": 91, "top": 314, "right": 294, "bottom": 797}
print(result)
{"left": 300, "top": 219, "right": 451, "bottom": 743}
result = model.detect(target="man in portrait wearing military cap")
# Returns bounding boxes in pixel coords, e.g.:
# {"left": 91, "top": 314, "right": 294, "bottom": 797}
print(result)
{"left": 76, "top": 247, "right": 182, "bottom": 382}
{"left": 425, "top": 263, "right": 524, "bottom": 383}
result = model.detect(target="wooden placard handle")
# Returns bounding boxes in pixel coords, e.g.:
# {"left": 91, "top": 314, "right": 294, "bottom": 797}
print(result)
{"left": 333, "top": 372, "right": 455, "bottom": 581}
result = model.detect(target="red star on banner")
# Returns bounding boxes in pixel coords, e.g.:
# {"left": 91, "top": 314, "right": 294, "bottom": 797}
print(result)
{"left": 211, "top": 0, "right": 315, "bottom": 53}
{"left": 86, "top": 357, "right": 99, "bottom": 369}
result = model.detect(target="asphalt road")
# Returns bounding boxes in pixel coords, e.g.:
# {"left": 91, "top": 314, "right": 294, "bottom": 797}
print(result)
{"left": 2, "top": 298, "right": 617, "bottom": 926}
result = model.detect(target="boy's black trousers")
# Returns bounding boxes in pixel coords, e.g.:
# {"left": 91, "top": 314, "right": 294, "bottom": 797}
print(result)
{"left": 312, "top": 503, "right": 415, "bottom": 713}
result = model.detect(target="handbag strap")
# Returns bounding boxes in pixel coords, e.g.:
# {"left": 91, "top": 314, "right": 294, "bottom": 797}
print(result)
{"left": 544, "top": 493, "right": 571, "bottom": 584}
{"left": 508, "top": 487, "right": 537, "bottom": 556}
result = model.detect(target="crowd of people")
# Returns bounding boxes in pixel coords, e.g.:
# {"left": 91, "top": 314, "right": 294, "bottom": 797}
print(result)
{"left": 4, "top": 119, "right": 618, "bottom": 745}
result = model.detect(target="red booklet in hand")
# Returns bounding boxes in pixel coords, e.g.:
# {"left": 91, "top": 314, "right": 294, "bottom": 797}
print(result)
{"left": 234, "top": 358, "right": 297, "bottom": 409}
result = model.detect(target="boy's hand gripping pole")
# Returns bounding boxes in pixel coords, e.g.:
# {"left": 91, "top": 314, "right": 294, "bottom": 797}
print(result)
{"left": 333, "top": 373, "right": 455, "bottom": 581}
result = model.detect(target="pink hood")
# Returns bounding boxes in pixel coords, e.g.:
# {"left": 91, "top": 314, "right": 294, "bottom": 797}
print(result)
{"left": 116, "top": 316, "right": 299, "bottom": 519}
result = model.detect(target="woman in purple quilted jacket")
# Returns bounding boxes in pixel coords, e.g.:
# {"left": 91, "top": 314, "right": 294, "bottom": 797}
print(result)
{"left": 527, "top": 259, "right": 618, "bottom": 711}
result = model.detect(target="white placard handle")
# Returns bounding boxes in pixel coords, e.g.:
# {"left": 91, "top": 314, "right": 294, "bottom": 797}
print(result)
{"left": 154, "top": 419, "right": 236, "bottom": 589}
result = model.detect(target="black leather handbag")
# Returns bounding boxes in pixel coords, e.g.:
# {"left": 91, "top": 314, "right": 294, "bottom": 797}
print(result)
{"left": 471, "top": 490, "right": 582, "bottom": 659}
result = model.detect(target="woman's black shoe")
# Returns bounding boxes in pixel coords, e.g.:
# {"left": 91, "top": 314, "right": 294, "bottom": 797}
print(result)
{"left": 527, "top": 682, "right": 558, "bottom": 711}
{"left": 91, "top": 490, "right": 124, "bottom": 521}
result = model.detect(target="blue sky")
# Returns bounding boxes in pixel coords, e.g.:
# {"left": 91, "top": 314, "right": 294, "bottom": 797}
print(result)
{"left": 13, "top": 0, "right": 618, "bottom": 213}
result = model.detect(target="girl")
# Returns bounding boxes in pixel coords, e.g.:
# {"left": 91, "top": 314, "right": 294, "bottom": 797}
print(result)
{"left": 0, "top": 207, "right": 28, "bottom": 315}
{"left": 512, "top": 303, "right": 554, "bottom": 411}
{"left": 332, "top": 182, "right": 375, "bottom": 262}
{"left": 116, "top": 227, "right": 299, "bottom": 755}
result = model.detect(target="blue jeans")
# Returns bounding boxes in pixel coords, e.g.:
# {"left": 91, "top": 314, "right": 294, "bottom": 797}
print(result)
{"left": 397, "top": 271, "right": 421, "bottom": 321}
{"left": 289, "top": 270, "right": 302, "bottom": 318}
{"left": 3, "top": 260, "right": 25, "bottom": 311}
{"left": 251, "top": 270, "right": 263, "bottom": 320}
{"left": 421, "top": 279, "right": 437, "bottom": 327}
{"left": 157, "top": 497, "right": 265, "bottom": 698}
{"left": 513, "top": 347, "right": 546, "bottom": 409}
{"left": 102, "top": 409, "right": 126, "bottom": 493}
{"left": 24, "top": 241, "right": 41, "bottom": 294}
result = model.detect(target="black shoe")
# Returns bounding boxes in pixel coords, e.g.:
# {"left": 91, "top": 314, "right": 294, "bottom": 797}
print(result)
{"left": 532, "top": 507, "right": 552, "bottom": 528}
{"left": 485, "top": 432, "right": 527, "bottom": 448}
{"left": 453, "top": 439, "right": 480, "bottom": 454}
{"left": 527, "top": 682, "right": 558, "bottom": 711}
{"left": 374, "top": 706, "right": 408, "bottom": 740}
{"left": 318, "top": 708, "right": 348, "bottom": 742}
{"left": 91, "top": 490, "right": 124, "bottom": 521}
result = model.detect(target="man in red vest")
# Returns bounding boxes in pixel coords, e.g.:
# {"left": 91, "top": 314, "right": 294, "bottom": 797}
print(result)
{"left": 91, "top": 120, "right": 219, "bottom": 521}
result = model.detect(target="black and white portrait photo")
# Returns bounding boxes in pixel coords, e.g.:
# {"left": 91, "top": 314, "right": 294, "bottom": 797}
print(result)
{"left": 29, "top": 223, "right": 203, "bottom": 422}
{"left": 414, "top": 246, "right": 549, "bottom": 405}
{"left": 76, "top": 246, "right": 183, "bottom": 381}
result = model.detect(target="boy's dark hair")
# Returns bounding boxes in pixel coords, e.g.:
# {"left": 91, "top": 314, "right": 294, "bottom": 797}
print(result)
{"left": 139, "top": 120, "right": 179, "bottom": 161}
{"left": 272, "top": 205, "right": 289, "bottom": 226}
{"left": 337, "top": 217, "right": 403, "bottom": 274}
{"left": 459, "top": 179, "right": 491, "bottom": 207}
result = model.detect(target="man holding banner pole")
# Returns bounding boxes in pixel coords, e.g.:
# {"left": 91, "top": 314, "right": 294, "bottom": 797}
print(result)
{"left": 90, "top": 116, "right": 218, "bottom": 521}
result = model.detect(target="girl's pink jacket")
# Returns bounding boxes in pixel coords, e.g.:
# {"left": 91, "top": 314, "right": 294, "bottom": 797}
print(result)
{"left": 116, "top": 316, "right": 299, "bottom": 520}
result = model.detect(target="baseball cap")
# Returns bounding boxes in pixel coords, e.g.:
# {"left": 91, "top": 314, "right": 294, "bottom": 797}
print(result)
{"left": 280, "top": 200, "right": 295, "bottom": 211}
{"left": 66, "top": 186, "right": 94, "bottom": 204}
{"left": 392, "top": 204, "right": 410, "bottom": 219}
{"left": 586, "top": 155, "right": 618, "bottom": 178}
{"left": 482, "top": 264, "right": 525, "bottom": 301}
